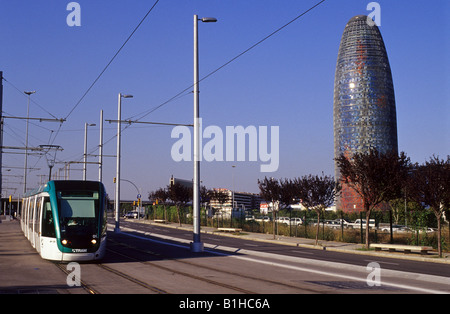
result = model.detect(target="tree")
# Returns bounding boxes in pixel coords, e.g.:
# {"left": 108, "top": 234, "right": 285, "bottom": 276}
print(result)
{"left": 258, "top": 177, "right": 281, "bottom": 239}
{"left": 335, "top": 149, "right": 410, "bottom": 249}
{"left": 406, "top": 155, "right": 450, "bottom": 257}
{"left": 293, "top": 174, "right": 340, "bottom": 245}
{"left": 168, "top": 182, "right": 192, "bottom": 226}
{"left": 279, "top": 178, "right": 298, "bottom": 210}
{"left": 208, "top": 189, "right": 230, "bottom": 218}
{"left": 149, "top": 187, "right": 169, "bottom": 221}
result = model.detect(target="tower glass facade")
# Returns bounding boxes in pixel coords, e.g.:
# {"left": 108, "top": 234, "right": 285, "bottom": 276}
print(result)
{"left": 333, "top": 15, "right": 398, "bottom": 212}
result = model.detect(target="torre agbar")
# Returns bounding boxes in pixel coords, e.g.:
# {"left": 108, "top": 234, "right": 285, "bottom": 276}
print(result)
{"left": 333, "top": 15, "right": 398, "bottom": 212}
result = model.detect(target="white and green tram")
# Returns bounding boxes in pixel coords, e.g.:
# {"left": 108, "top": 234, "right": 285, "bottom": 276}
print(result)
{"left": 20, "top": 180, "right": 107, "bottom": 261}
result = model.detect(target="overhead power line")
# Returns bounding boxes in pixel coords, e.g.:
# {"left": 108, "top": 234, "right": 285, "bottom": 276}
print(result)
{"left": 63, "top": 0, "right": 161, "bottom": 121}
{"left": 128, "top": 0, "right": 327, "bottom": 122}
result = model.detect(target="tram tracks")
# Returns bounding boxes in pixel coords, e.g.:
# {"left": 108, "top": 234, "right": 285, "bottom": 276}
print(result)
{"left": 53, "top": 234, "right": 321, "bottom": 294}
{"left": 54, "top": 262, "right": 100, "bottom": 295}
{"left": 105, "top": 243, "right": 255, "bottom": 294}
{"left": 106, "top": 238, "right": 319, "bottom": 294}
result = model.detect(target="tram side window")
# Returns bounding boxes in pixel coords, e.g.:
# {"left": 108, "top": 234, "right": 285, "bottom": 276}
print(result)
{"left": 35, "top": 198, "right": 42, "bottom": 234}
{"left": 42, "top": 198, "right": 55, "bottom": 238}
{"left": 27, "top": 198, "right": 34, "bottom": 230}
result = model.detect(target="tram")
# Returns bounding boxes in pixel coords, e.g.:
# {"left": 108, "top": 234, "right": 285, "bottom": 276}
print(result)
{"left": 20, "top": 180, "right": 107, "bottom": 262}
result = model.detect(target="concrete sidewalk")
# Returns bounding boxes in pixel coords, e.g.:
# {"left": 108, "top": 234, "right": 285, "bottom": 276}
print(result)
{"left": 0, "top": 220, "right": 86, "bottom": 294}
{"left": 134, "top": 219, "right": 450, "bottom": 264}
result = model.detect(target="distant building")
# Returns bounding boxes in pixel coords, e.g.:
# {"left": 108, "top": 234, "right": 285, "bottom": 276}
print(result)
{"left": 333, "top": 15, "right": 398, "bottom": 212}
{"left": 210, "top": 188, "right": 261, "bottom": 217}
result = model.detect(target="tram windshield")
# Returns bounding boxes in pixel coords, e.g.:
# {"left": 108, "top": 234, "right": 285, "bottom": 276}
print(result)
{"left": 57, "top": 190, "right": 100, "bottom": 236}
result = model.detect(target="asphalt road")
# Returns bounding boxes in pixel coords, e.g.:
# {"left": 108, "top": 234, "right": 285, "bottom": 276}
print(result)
{"left": 118, "top": 219, "right": 450, "bottom": 278}
{"left": 113, "top": 219, "right": 450, "bottom": 294}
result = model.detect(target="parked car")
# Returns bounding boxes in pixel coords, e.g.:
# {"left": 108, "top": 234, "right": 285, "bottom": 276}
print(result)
{"left": 290, "top": 217, "right": 303, "bottom": 226}
{"left": 347, "top": 219, "right": 375, "bottom": 229}
{"left": 255, "top": 216, "right": 271, "bottom": 223}
{"left": 124, "top": 211, "right": 138, "bottom": 219}
{"left": 334, "top": 219, "right": 351, "bottom": 227}
{"left": 277, "top": 217, "right": 290, "bottom": 225}
{"left": 245, "top": 215, "right": 255, "bottom": 221}
{"left": 379, "top": 224, "right": 405, "bottom": 232}
{"left": 324, "top": 220, "right": 342, "bottom": 229}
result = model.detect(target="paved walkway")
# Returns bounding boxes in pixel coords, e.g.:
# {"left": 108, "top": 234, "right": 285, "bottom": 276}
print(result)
{"left": 0, "top": 219, "right": 87, "bottom": 294}
{"left": 133, "top": 218, "right": 450, "bottom": 264}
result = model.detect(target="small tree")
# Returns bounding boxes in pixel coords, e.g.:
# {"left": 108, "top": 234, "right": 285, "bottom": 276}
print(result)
{"left": 168, "top": 183, "right": 192, "bottom": 226}
{"left": 293, "top": 174, "right": 340, "bottom": 245}
{"left": 258, "top": 177, "right": 281, "bottom": 239}
{"left": 335, "top": 149, "right": 410, "bottom": 249}
{"left": 208, "top": 189, "right": 230, "bottom": 218}
{"left": 407, "top": 155, "right": 450, "bottom": 257}
{"left": 149, "top": 187, "right": 169, "bottom": 221}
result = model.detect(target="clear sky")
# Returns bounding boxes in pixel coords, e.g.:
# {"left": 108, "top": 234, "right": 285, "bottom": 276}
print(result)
{"left": 1, "top": 0, "right": 448, "bottom": 200}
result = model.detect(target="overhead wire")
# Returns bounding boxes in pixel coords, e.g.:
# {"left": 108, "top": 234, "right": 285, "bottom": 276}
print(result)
{"left": 45, "top": 0, "right": 161, "bottom": 164}
{"left": 56, "top": 0, "right": 328, "bottom": 172}
{"left": 11, "top": 0, "right": 327, "bottom": 180}
{"left": 126, "top": 0, "right": 327, "bottom": 123}
{"left": 63, "top": 0, "right": 161, "bottom": 121}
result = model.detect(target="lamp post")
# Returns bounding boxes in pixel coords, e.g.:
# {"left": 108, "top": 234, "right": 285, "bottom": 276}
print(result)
{"left": 23, "top": 90, "right": 36, "bottom": 194}
{"left": 191, "top": 14, "right": 217, "bottom": 252}
{"left": 98, "top": 110, "right": 103, "bottom": 182}
{"left": 114, "top": 93, "right": 133, "bottom": 233}
{"left": 83, "top": 122, "right": 96, "bottom": 180}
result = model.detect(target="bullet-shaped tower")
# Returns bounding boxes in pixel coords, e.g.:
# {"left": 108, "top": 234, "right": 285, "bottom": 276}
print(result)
{"left": 333, "top": 15, "right": 398, "bottom": 212}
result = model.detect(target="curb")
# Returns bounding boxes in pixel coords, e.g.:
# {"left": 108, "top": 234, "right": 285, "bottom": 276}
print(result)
{"left": 130, "top": 219, "right": 450, "bottom": 265}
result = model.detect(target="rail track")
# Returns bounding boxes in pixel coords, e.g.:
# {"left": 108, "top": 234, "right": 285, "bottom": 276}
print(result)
{"left": 53, "top": 232, "right": 321, "bottom": 294}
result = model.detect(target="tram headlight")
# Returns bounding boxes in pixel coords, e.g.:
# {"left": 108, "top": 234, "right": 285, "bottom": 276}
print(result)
{"left": 61, "top": 239, "right": 68, "bottom": 245}
{"left": 91, "top": 239, "right": 97, "bottom": 245}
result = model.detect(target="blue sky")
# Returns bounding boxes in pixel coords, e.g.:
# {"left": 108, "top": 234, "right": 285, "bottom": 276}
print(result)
{"left": 1, "top": 0, "right": 448, "bottom": 199}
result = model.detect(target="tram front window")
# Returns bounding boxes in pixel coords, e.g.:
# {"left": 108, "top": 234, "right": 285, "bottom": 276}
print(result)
{"left": 58, "top": 191, "right": 99, "bottom": 237}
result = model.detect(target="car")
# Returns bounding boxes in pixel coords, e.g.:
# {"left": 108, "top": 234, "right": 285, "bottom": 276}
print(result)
{"left": 290, "top": 217, "right": 303, "bottom": 225}
{"left": 255, "top": 216, "right": 271, "bottom": 223}
{"left": 324, "top": 220, "right": 342, "bottom": 229}
{"left": 276, "top": 217, "right": 290, "bottom": 225}
{"left": 379, "top": 224, "right": 405, "bottom": 232}
{"left": 334, "top": 219, "right": 351, "bottom": 226}
{"left": 347, "top": 219, "right": 375, "bottom": 229}
{"left": 124, "top": 211, "right": 138, "bottom": 219}
{"left": 245, "top": 215, "right": 255, "bottom": 221}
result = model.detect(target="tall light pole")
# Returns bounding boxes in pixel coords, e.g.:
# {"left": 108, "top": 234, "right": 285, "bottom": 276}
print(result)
{"left": 192, "top": 15, "right": 217, "bottom": 252}
{"left": 98, "top": 110, "right": 103, "bottom": 182}
{"left": 0, "top": 72, "right": 3, "bottom": 199}
{"left": 114, "top": 93, "right": 133, "bottom": 233}
{"left": 23, "top": 90, "right": 36, "bottom": 194}
{"left": 83, "top": 122, "right": 96, "bottom": 180}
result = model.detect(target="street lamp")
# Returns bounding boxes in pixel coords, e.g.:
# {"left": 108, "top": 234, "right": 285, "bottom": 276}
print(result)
{"left": 114, "top": 93, "right": 133, "bottom": 233}
{"left": 192, "top": 14, "right": 217, "bottom": 253}
{"left": 83, "top": 122, "right": 96, "bottom": 180}
{"left": 23, "top": 90, "right": 36, "bottom": 194}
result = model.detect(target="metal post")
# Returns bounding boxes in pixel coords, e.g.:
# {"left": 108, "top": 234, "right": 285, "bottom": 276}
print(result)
{"left": 98, "top": 110, "right": 103, "bottom": 182}
{"left": 114, "top": 94, "right": 122, "bottom": 233}
{"left": 83, "top": 122, "right": 88, "bottom": 180}
{"left": 191, "top": 15, "right": 203, "bottom": 252}
{"left": 23, "top": 91, "right": 35, "bottom": 192}
{"left": 0, "top": 71, "right": 3, "bottom": 199}
{"left": 191, "top": 15, "right": 216, "bottom": 252}
{"left": 114, "top": 94, "right": 132, "bottom": 233}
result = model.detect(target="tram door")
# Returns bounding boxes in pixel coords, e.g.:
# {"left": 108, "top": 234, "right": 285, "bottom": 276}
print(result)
{"left": 29, "top": 197, "right": 36, "bottom": 247}
{"left": 35, "top": 197, "right": 43, "bottom": 253}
